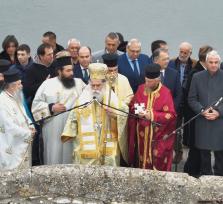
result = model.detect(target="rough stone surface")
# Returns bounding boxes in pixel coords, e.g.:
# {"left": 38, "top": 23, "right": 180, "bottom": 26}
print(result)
{"left": 0, "top": 164, "right": 223, "bottom": 204}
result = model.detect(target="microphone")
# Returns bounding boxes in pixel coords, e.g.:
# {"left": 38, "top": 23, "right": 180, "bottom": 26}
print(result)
{"left": 214, "top": 97, "right": 223, "bottom": 107}
{"left": 209, "top": 97, "right": 223, "bottom": 113}
{"left": 92, "top": 96, "right": 102, "bottom": 106}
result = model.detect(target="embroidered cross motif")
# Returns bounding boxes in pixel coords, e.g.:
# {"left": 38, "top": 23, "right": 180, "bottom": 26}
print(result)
{"left": 134, "top": 103, "right": 146, "bottom": 114}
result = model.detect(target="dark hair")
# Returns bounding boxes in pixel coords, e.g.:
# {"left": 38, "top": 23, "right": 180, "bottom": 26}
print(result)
{"left": 37, "top": 43, "right": 52, "bottom": 56}
{"left": 43, "top": 31, "right": 56, "bottom": 40}
{"left": 198, "top": 45, "right": 213, "bottom": 62}
{"left": 151, "top": 40, "right": 167, "bottom": 54}
{"left": 86, "top": 46, "right": 92, "bottom": 54}
{"left": 152, "top": 48, "right": 168, "bottom": 61}
{"left": 106, "top": 32, "right": 119, "bottom": 40}
{"left": 17, "top": 44, "right": 31, "bottom": 54}
{"left": 116, "top": 32, "right": 124, "bottom": 43}
{"left": 2, "top": 35, "right": 19, "bottom": 50}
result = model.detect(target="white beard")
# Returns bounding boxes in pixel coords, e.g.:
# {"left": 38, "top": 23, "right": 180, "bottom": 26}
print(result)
{"left": 91, "top": 87, "right": 105, "bottom": 103}
{"left": 13, "top": 89, "right": 24, "bottom": 103}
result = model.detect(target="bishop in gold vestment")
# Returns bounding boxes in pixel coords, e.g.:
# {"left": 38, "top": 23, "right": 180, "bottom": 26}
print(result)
{"left": 61, "top": 63, "right": 128, "bottom": 166}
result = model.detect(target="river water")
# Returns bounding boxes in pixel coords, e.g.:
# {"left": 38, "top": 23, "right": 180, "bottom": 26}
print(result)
{"left": 1, "top": 0, "right": 223, "bottom": 59}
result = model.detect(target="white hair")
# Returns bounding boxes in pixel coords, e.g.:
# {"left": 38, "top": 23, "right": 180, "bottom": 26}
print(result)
{"left": 127, "top": 38, "right": 141, "bottom": 48}
{"left": 67, "top": 38, "right": 81, "bottom": 47}
{"left": 179, "top": 42, "right": 192, "bottom": 52}
{"left": 206, "top": 50, "right": 221, "bottom": 62}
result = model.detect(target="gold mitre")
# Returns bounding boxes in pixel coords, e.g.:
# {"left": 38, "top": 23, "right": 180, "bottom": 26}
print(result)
{"left": 88, "top": 63, "right": 108, "bottom": 80}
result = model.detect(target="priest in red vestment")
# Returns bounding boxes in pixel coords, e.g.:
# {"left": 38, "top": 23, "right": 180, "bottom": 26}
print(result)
{"left": 128, "top": 63, "right": 177, "bottom": 171}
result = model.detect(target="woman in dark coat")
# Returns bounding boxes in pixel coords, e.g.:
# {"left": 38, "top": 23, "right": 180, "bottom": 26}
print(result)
{"left": 0, "top": 35, "right": 18, "bottom": 64}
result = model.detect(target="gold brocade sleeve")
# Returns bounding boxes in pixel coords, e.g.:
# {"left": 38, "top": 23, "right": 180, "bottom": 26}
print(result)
{"left": 61, "top": 110, "right": 77, "bottom": 143}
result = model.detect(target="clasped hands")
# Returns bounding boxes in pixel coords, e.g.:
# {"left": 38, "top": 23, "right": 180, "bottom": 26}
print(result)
{"left": 138, "top": 109, "right": 151, "bottom": 120}
{"left": 202, "top": 107, "right": 219, "bottom": 120}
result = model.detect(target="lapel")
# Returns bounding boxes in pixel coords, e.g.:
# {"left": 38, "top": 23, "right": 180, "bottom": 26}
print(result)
{"left": 75, "top": 64, "right": 84, "bottom": 78}
{"left": 124, "top": 54, "right": 134, "bottom": 75}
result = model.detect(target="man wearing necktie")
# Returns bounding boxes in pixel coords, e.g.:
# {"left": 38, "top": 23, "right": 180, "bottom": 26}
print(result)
{"left": 118, "top": 38, "right": 151, "bottom": 93}
{"left": 132, "top": 59, "right": 139, "bottom": 76}
{"left": 154, "top": 48, "right": 183, "bottom": 167}
{"left": 73, "top": 46, "right": 91, "bottom": 84}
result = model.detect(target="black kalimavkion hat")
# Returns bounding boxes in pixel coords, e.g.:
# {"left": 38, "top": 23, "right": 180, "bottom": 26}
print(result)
{"left": 144, "top": 63, "right": 161, "bottom": 79}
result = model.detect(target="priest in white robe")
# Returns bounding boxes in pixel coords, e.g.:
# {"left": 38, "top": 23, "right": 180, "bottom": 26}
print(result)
{"left": 0, "top": 69, "right": 35, "bottom": 170}
{"left": 61, "top": 63, "right": 129, "bottom": 166}
{"left": 32, "top": 51, "right": 86, "bottom": 165}
{"left": 102, "top": 53, "right": 133, "bottom": 105}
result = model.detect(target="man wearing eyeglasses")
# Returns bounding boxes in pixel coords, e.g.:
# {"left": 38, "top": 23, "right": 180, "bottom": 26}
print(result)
{"left": 118, "top": 38, "right": 151, "bottom": 93}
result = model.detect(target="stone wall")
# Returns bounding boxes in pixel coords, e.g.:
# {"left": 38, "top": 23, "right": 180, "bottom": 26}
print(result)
{"left": 0, "top": 165, "right": 223, "bottom": 204}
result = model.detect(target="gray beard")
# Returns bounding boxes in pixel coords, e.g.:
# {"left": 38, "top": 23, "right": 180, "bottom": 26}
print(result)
{"left": 92, "top": 89, "right": 104, "bottom": 102}
{"left": 13, "top": 90, "right": 23, "bottom": 103}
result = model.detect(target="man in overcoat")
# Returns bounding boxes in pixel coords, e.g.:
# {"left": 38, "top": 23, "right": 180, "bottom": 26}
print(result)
{"left": 188, "top": 50, "right": 223, "bottom": 176}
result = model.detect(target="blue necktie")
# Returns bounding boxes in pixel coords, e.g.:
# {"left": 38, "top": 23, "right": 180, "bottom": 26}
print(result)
{"left": 180, "top": 64, "right": 185, "bottom": 85}
{"left": 132, "top": 60, "right": 139, "bottom": 76}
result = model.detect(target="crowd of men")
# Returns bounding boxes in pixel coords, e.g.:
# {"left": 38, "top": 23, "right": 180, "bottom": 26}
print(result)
{"left": 0, "top": 31, "right": 222, "bottom": 178}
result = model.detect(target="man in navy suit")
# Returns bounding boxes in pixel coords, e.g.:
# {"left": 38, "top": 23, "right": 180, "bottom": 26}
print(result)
{"left": 153, "top": 48, "right": 182, "bottom": 112}
{"left": 67, "top": 38, "right": 81, "bottom": 66}
{"left": 73, "top": 46, "right": 91, "bottom": 84}
{"left": 153, "top": 48, "right": 183, "bottom": 166}
{"left": 118, "top": 38, "right": 151, "bottom": 93}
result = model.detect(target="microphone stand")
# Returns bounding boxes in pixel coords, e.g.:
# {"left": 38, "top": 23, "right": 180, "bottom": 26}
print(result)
{"left": 163, "top": 96, "right": 223, "bottom": 141}
{"left": 30, "top": 101, "right": 92, "bottom": 126}
{"left": 93, "top": 97, "right": 162, "bottom": 127}
{"left": 29, "top": 100, "right": 93, "bottom": 164}
{"left": 100, "top": 82, "right": 113, "bottom": 165}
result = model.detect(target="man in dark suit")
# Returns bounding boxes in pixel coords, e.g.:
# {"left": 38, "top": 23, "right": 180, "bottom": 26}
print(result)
{"left": 67, "top": 38, "right": 81, "bottom": 66}
{"left": 117, "top": 38, "right": 151, "bottom": 93}
{"left": 73, "top": 46, "right": 91, "bottom": 84}
{"left": 188, "top": 50, "right": 223, "bottom": 176}
{"left": 92, "top": 32, "right": 123, "bottom": 63}
{"left": 42, "top": 31, "right": 64, "bottom": 56}
{"left": 150, "top": 40, "right": 168, "bottom": 63}
{"left": 183, "top": 45, "right": 213, "bottom": 177}
{"left": 153, "top": 48, "right": 182, "bottom": 112}
{"left": 169, "top": 42, "right": 197, "bottom": 88}
{"left": 153, "top": 48, "right": 183, "bottom": 166}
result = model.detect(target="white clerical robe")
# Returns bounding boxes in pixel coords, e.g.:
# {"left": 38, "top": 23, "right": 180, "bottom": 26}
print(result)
{"left": 32, "top": 77, "right": 85, "bottom": 165}
{"left": 0, "top": 91, "right": 33, "bottom": 170}
{"left": 61, "top": 85, "right": 129, "bottom": 166}
{"left": 106, "top": 73, "right": 133, "bottom": 105}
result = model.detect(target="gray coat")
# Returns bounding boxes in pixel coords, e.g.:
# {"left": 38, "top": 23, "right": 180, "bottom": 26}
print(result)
{"left": 188, "top": 69, "right": 223, "bottom": 150}
{"left": 92, "top": 49, "right": 123, "bottom": 63}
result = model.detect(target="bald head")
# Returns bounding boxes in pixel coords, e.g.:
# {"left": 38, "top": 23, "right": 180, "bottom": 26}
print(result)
{"left": 78, "top": 46, "right": 91, "bottom": 68}
{"left": 178, "top": 42, "right": 192, "bottom": 63}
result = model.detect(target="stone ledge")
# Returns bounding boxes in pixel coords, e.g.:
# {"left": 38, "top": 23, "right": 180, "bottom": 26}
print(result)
{"left": 0, "top": 164, "right": 223, "bottom": 203}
